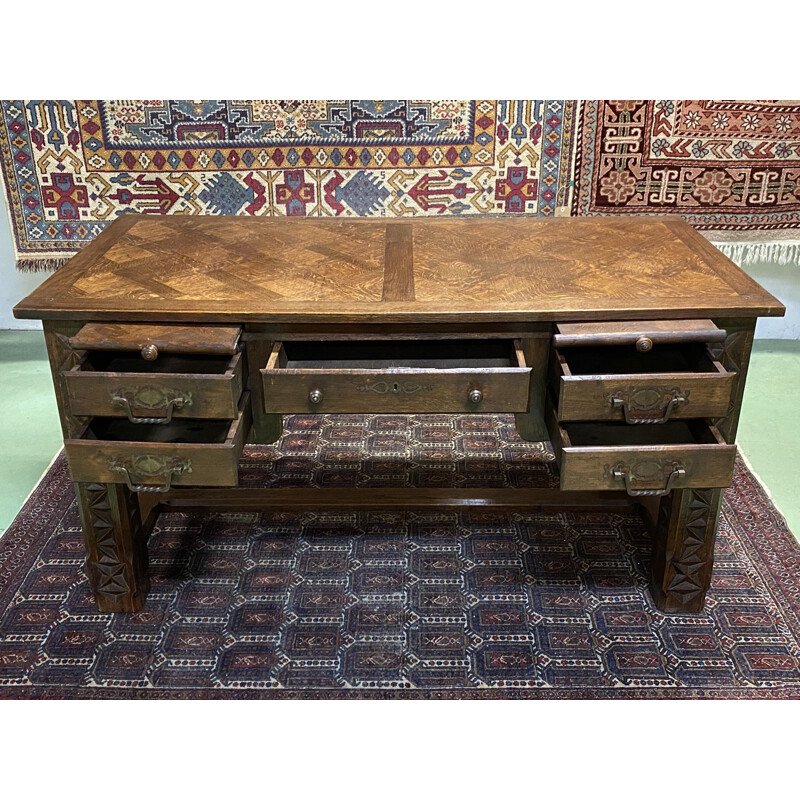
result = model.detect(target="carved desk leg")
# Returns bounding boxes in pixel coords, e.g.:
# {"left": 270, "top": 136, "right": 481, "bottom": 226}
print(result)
{"left": 650, "top": 488, "right": 723, "bottom": 612}
{"left": 75, "top": 482, "right": 151, "bottom": 612}
{"left": 648, "top": 319, "right": 755, "bottom": 613}
{"left": 43, "top": 321, "right": 154, "bottom": 612}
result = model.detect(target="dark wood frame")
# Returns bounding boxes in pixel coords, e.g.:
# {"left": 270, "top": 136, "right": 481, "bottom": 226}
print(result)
{"left": 35, "top": 316, "right": 758, "bottom": 615}
{"left": 19, "top": 216, "right": 783, "bottom": 615}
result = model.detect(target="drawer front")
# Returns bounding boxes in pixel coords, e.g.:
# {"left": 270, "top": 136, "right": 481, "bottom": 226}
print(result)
{"left": 64, "top": 352, "right": 244, "bottom": 421}
{"left": 557, "top": 441, "right": 736, "bottom": 492}
{"left": 64, "top": 394, "right": 251, "bottom": 490}
{"left": 261, "top": 340, "right": 531, "bottom": 414}
{"left": 546, "top": 404, "right": 736, "bottom": 493}
{"left": 71, "top": 323, "right": 242, "bottom": 356}
{"left": 553, "top": 319, "right": 727, "bottom": 348}
{"left": 551, "top": 346, "right": 734, "bottom": 423}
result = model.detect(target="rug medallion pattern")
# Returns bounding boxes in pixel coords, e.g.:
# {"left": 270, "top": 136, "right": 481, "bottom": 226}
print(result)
{"left": 0, "top": 100, "right": 575, "bottom": 268}
{"left": 3, "top": 99, "right": 800, "bottom": 270}
{"left": 573, "top": 100, "right": 800, "bottom": 230}
{"left": 0, "top": 414, "right": 798, "bottom": 699}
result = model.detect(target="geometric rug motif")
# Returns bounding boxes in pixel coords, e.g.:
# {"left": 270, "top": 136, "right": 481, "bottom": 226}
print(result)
{"left": 4, "top": 100, "right": 800, "bottom": 272}
{"left": 0, "top": 100, "right": 576, "bottom": 270}
{"left": 572, "top": 100, "right": 800, "bottom": 231}
{"left": 1, "top": 414, "right": 799, "bottom": 699}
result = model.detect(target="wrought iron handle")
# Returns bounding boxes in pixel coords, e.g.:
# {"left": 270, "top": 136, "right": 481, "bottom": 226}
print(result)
{"left": 469, "top": 389, "right": 483, "bottom": 404}
{"left": 611, "top": 393, "right": 686, "bottom": 424}
{"left": 612, "top": 464, "right": 686, "bottom": 497}
{"left": 309, "top": 389, "right": 323, "bottom": 404}
{"left": 111, "top": 394, "right": 188, "bottom": 424}
{"left": 109, "top": 461, "right": 190, "bottom": 493}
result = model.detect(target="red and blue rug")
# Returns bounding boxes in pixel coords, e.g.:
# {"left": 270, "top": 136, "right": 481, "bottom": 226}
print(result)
{"left": 3, "top": 100, "right": 799, "bottom": 272}
{"left": 1, "top": 414, "right": 799, "bottom": 699}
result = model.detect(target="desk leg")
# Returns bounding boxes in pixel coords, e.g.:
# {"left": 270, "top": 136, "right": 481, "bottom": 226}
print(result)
{"left": 245, "top": 336, "right": 282, "bottom": 444}
{"left": 515, "top": 335, "right": 550, "bottom": 442}
{"left": 650, "top": 318, "right": 753, "bottom": 613}
{"left": 75, "top": 482, "right": 151, "bottom": 612}
{"left": 649, "top": 487, "right": 723, "bottom": 613}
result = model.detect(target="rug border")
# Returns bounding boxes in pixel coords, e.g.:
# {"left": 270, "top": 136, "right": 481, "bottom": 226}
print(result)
{"left": 570, "top": 99, "right": 800, "bottom": 231}
{"left": 0, "top": 452, "right": 76, "bottom": 611}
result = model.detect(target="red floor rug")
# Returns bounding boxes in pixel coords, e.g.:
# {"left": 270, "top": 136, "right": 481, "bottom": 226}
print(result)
{"left": 1, "top": 414, "right": 799, "bottom": 699}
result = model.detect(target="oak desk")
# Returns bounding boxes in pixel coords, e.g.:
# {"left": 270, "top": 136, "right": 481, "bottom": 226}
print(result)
{"left": 14, "top": 215, "right": 785, "bottom": 614}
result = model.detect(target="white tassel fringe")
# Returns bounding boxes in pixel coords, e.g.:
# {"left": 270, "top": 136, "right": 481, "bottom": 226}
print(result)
{"left": 706, "top": 240, "right": 800, "bottom": 268}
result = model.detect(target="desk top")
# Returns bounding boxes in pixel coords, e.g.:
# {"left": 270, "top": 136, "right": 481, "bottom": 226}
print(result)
{"left": 14, "top": 215, "right": 785, "bottom": 323}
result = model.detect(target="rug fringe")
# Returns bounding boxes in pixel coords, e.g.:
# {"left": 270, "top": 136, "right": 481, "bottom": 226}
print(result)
{"left": 707, "top": 240, "right": 800, "bottom": 268}
{"left": 16, "top": 256, "right": 70, "bottom": 272}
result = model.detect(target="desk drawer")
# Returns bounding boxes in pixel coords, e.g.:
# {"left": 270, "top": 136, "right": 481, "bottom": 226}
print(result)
{"left": 70, "top": 323, "right": 242, "bottom": 356}
{"left": 546, "top": 402, "right": 735, "bottom": 494}
{"left": 261, "top": 339, "right": 531, "bottom": 413}
{"left": 64, "top": 394, "right": 251, "bottom": 490}
{"left": 64, "top": 350, "right": 244, "bottom": 421}
{"left": 551, "top": 343, "right": 734, "bottom": 423}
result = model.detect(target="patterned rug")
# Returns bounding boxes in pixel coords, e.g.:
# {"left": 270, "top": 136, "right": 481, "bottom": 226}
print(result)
{"left": 573, "top": 100, "right": 800, "bottom": 232}
{"left": 1, "top": 413, "right": 799, "bottom": 699}
{"left": 2, "top": 100, "right": 799, "bottom": 272}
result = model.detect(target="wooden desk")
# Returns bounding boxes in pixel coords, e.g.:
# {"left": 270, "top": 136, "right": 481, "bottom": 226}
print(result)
{"left": 14, "top": 215, "right": 785, "bottom": 614}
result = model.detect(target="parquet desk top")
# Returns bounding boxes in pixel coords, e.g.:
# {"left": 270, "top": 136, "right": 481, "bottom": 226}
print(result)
{"left": 14, "top": 215, "right": 785, "bottom": 323}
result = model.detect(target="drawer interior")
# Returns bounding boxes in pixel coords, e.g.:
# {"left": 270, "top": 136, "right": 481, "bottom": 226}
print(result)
{"left": 81, "top": 417, "right": 232, "bottom": 444}
{"left": 277, "top": 339, "right": 522, "bottom": 370}
{"left": 80, "top": 350, "right": 233, "bottom": 375}
{"left": 561, "top": 343, "right": 720, "bottom": 376}
{"left": 562, "top": 418, "right": 721, "bottom": 447}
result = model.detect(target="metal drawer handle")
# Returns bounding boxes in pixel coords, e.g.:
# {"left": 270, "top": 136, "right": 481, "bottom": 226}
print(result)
{"left": 110, "top": 460, "right": 190, "bottom": 493}
{"left": 469, "top": 389, "right": 483, "bottom": 404}
{"left": 309, "top": 389, "right": 323, "bottom": 405}
{"left": 612, "top": 464, "right": 686, "bottom": 497}
{"left": 111, "top": 394, "right": 188, "bottom": 424}
{"left": 141, "top": 344, "right": 159, "bottom": 361}
{"left": 611, "top": 393, "right": 686, "bottom": 425}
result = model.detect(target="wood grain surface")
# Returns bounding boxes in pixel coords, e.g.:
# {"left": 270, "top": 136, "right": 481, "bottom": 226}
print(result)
{"left": 14, "top": 216, "right": 785, "bottom": 322}
{"left": 554, "top": 319, "right": 727, "bottom": 347}
{"left": 71, "top": 323, "right": 242, "bottom": 354}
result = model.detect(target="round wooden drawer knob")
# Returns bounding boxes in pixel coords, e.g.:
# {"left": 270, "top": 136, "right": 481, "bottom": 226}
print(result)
{"left": 141, "top": 344, "right": 159, "bottom": 361}
{"left": 309, "top": 389, "right": 323, "bottom": 405}
{"left": 469, "top": 389, "right": 483, "bottom": 404}
{"left": 635, "top": 336, "right": 653, "bottom": 353}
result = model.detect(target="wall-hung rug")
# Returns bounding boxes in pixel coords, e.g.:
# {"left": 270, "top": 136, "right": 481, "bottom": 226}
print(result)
{"left": 3, "top": 100, "right": 799, "bottom": 272}
{"left": 0, "top": 414, "right": 799, "bottom": 699}
{"left": 0, "top": 100, "right": 577, "bottom": 270}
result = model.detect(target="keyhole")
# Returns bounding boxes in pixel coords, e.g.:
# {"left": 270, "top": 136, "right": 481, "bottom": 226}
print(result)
{"left": 392, "top": 382, "right": 400, "bottom": 393}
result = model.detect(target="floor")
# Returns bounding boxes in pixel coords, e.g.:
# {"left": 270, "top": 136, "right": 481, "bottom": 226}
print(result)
{"left": 0, "top": 331, "right": 798, "bottom": 540}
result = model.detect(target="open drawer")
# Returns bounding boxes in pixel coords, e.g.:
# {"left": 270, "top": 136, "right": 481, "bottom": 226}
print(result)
{"left": 64, "top": 393, "right": 251, "bottom": 491}
{"left": 261, "top": 339, "right": 531, "bottom": 413}
{"left": 546, "top": 401, "right": 735, "bottom": 494}
{"left": 550, "top": 342, "right": 735, "bottom": 423}
{"left": 64, "top": 349, "right": 244, "bottom": 422}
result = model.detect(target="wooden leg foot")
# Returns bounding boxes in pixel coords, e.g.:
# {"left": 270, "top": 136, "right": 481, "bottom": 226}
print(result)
{"left": 76, "top": 482, "right": 151, "bottom": 612}
{"left": 649, "top": 487, "right": 723, "bottom": 613}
